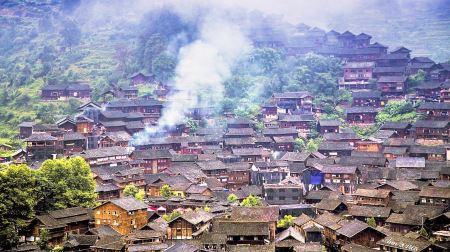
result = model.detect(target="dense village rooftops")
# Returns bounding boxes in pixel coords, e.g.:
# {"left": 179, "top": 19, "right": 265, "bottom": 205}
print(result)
{"left": 170, "top": 210, "right": 213, "bottom": 225}
{"left": 230, "top": 206, "right": 279, "bottom": 222}
{"left": 315, "top": 199, "right": 345, "bottom": 211}
{"left": 318, "top": 46, "right": 383, "bottom": 56}
{"left": 377, "top": 235, "right": 432, "bottom": 252}
{"left": 231, "top": 148, "right": 268, "bottom": 156}
{"left": 378, "top": 180, "right": 418, "bottom": 191}
{"left": 214, "top": 221, "right": 269, "bottom": 236}
{"left": 349, "top": 205, "right": 391, "bottom": 218}
{"left": 195, "top": 127, "right": 224, "bottom": 136}
{"left": 373, "top": 66, "right": 406, "bottom": 73}
{"left": 409, "top": 145, "right": 446, "bottom": 155}
{"left": 272, "top": 91, "right": 311, "bottom": 99}
{"left": 279, "top": 151, "right": 310, "bottom": 162}
{"left": 415, "top": 81, "right": 442, "bottom": 90}
{"left": 78, "top": 146, "right": 132, "bottom": 159}
{"left": 419, "top": 186, "right": 450, "bottom": 198}
{"left": 345, "top": 106, "right": 379, "bottom": 114}
{"left": 24, "top": 132, "right": 57, "bottom": 141}
{"left": 226, "top": 117, "right": 255, "bottom": 125}
{"left": 224, "top": 137, "right": 255, "bottom": 146}
{"left": 318, "top": 119, "right": 340, "bottom": 127}
{"left": 36, "top": 206, "right": 92, "bottom": 229}
{"left": 344, "top": 61, "right": 375, "bottom": 69}
{"left": 353, "top": 189, "right": 391, "bottom": 198}
{"left": 355, "top": 32, "right": 372, "bottom": 40}
{"left": 225, "top": 128, "right": 255, "bottom": 136}
{"left": 319, "top": 164, "right": 358, "bottom": 174}
{"left": 106, "top": 98, "right": 163, "bottom": 108}
{"left": 106, "top": 197, "right": 148, "bottom": 212}
{"left": 377, "top": 53, "right": 409, "bottom": 60}
{"left": 352, "top": 91, "right": 382, "bottom": 99}
{"left": 377, "top": 75, "right": 408, "bottom": 83}
{"left": 336, "top": 220, "right": 373, "bottom": 238}
{"left": 395, "top": 157, "right": 425, "bottom": 168}
{"left": 323, "top": 132, "right": 360, "bottom": 141}
{"left": 278, "top": 114, "right": 315, "bottom": 122}
{"left": 273, "top": 136, "right": 295, "bottom": 143}
{"left": 63, "top": 132, "right": 86, "bottom": 141}
{"left": 380, "top": 121, "right": 411, "bottom": 130}
{"left": 263, "top": 127, "right": 298, "bottom": 135}
{"left": 414, "top": 120, "right": 449, "bottom": 128}
{"left": 338, "top": 156, "right": 386, "bottom": 167}
{"left": 132, "top": 149, "right": 172, "bottom": 159}
{"left": 418, "top": 102, "right": 450, "bottom": 110}
{"left": 319, "top": 141, "right": 354, "bottom": 151}
{"left": 314, "top": 212, "right": 344, "bottom": 229}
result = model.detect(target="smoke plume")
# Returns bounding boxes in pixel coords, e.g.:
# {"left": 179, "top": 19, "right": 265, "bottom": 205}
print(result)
{"left": 132, "top": 11, "right": 250, "bottom": 145}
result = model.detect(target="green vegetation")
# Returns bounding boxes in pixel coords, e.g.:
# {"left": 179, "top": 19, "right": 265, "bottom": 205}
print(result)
{"left": 277, "top": 215, "right": 296, "bottom": 228}
{"left": 227, "top": 193, "right": 238, "bottom": 203}
{"left": 367, "top": 217, "right": 377, "bottom": 228}
{"left": 162, "top": 211, "right": 181, "bottom": 222}
{"left": 240, "top": 194, "right": 263, "bottom": 207}
{"left": 376, "top": 100, "right": 418, "bottom": 125}
{"left": 0, "top": 157, "right": 96, "bottom": 249}
{"left": 160, "top": 184, "right": 173, "bottom": 199}
{"left": 123, "top": 184, "right": 145, "bottom": 202}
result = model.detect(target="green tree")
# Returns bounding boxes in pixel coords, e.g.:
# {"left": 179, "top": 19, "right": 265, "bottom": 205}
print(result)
{"left": 376, "top": 100, "right": 418, "bottom": 125}
{"left": 367, "top": 217, "right": 377, "bottom": 228}
{"left": 36, "top": 228, "right": 49, "bottom": 250}
{"left": 36, "top": 157, "right": 97, "bottom": 211}
{"left": 294, "top": 138, "right": 305, "bottom": 151}
{"left": 123, "top": 184, "right": 140, "bottom": 197}
{"left": 60, "top": 20, "right": 81, "bottom": 49}
{"left": 227, "top": 193, "right": 238, "bottom": 203}
{"left": 152, "top": 53, "right": 176, "bottom": 81}
{"left": 0, "top": 164, "right": 37, "bottom": 249}
{"left": 277, "top": 215, "right": 296, "bottom": 228}
{"left": 186, "top": 118, "right": 199, "bottom": 133}
{"left": 160, "top": 184, "right": 173, "bottom": 199}
{"left": 249, "top": 47, "right": 283, "bottom": 74}
{"left": 306, "top": 138, "right": 322, "bottom": 152}
{"left": 162, "top": 211, "right": 181, "bottom": 222}
{"left": 240, "top": 195, "right": 262, "bottom": 207}
{"left": 408, "top": 69, "right": 426, "bottom": 90}
{"left": 419, "top": 227, "right": 429, "bottom": 238}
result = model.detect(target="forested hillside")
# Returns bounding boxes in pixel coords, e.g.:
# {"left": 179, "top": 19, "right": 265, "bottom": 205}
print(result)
{"left": 0, "top": 0, "right": 449, "bottom": 149}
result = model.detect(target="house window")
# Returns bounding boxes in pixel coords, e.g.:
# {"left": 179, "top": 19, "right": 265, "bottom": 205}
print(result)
{"left": 96, "top": 211, "right": 100, "bottom": 215}
{"left": 131, "top": 219, "right": 136, "bottom": 225}
{"left": 279, "top": 196, "right": 285, "bottom": 200}
{"left": 96, "top": 220, "right": 100, "bottom": 224}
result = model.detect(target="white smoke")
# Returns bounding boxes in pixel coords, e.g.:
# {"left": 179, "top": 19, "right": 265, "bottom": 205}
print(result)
{"left": 132, "top": 12, "right": 251, "bottom": 145}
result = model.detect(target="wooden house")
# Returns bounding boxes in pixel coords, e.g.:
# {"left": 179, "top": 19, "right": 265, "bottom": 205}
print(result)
{"left": 352, "top": 189, "right": 392, "bottom": 207}
{"left": 98, "top": 131, "right": 131, "bottom": 148}
{"left": 231, "top": 148, "right": 270, "bottom": 162}
{"left": 320, "top": 164, "right": 360, "bottom": 194}
{"left": 315, "top": 199, "right": 348, "bottom": 214}
{"left": 419, "top": 186, "right": 450, "bottom": 208}
{"left": 26, "top": 207, "right": 92, "bottom": 245}
{"left": 263, "top": 127, "right": 299, "bottom": 139}
{"left": 278, "top": 114, "right": 315, "bottom": 133}
{"left": 77, "top": 146, "right": 132, "bottom": 167}
{"left": 106, "top": 98, "right": 163, "bottom": 124}
{"left": 24, "top": 132, "right": 62, "bottom": 161}
{"left": 226, "top": 118, "right": 255, "bottom": 129}
{"left": 440, "top": 80, "right": 450, "bottom": 102}
{"left": 41, "top": 82, "right": 91, "bottom": 101}
{"left": 263, "top": 177, "right": 303, "bottom": 205}
{"left": 251, "top": 161, "right": 290, "bottom": 186}
{"left": 272, "top": 91, "right": 313, "bottom": 113}
{"left": 292, "top": 214, "right": 323, "bottom": 243}
{"left": 18, "top": 121, "right": 35, "bottom": 139}
{"left": 224, "top": 128, "right": 255, "bottom": 138}
{"left": 62, "top": 132, "right": 86, "bottom": 155}
{"left": 377, "top": 235, "right": 437, "bottom": 252}
{"left": 373, "top": 66, "right": 406, "bottom": 79}
{"left": 273, "top": 136, "right": 295, "bottom": 152}
{"left": 93, "top": 197, "right": 148, "bottom": 235}
{"left": 339, "top": 61, "right": 375, "bottom": 90}
{"left": 413, "top": 120, "right": 449, "bottom": 144}
{"left": 354, "top": 139, "right": 382, "bottom": 152}
{"left": 415, "top": 82, "right": 442, "bottom": 101}
{"left": 166, "top": 210, "right": 213, "bottom": 239}
{"left": 385, "top": 205, "right": 446, "bottom": 233}
{"left": 131, "top": 149, "right": 172, "bottom": 174}
{"left": 317, "top": 119, "right": 340, "bottom": 134}
{"left": 261, "top": 103, "right": 278, "bottom": 119}
{"left": 318, "top": 141, "right": 353, "bottom": 157}
{"left": 345, "top": 107, "right": 378, "bottom": 124}
{"left": 348, "top": 205, "right": 392, "bottom": 226}
{"left": 225, "top": 162, "right": 252, "bottom": 189}
{"left": 352, "top": 91, "right": 382, "bottom": 107}
{"left": 335, "top": 220, "right": 386, "bottom": 249}
{"left": 380, "top": 122, "right": 411, "bottom": 138}
{"left": 408, "top": 56, "right": 436, "bottom": 75}
{"left": 417, "top": 102, "right": 450, "bottom": 120}
{"left": 377, "top": 76, "right": 408, "bottom": 96}
{"left": 129, "top": 72, "right": 153, "bottom": 86}
{"left": 409, "top": 145, "right": 446, "bottom": 161}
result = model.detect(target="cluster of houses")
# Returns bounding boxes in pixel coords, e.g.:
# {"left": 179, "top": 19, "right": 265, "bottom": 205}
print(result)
{"left": 7, "top": 27, "right": 450, "bottom": 252}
